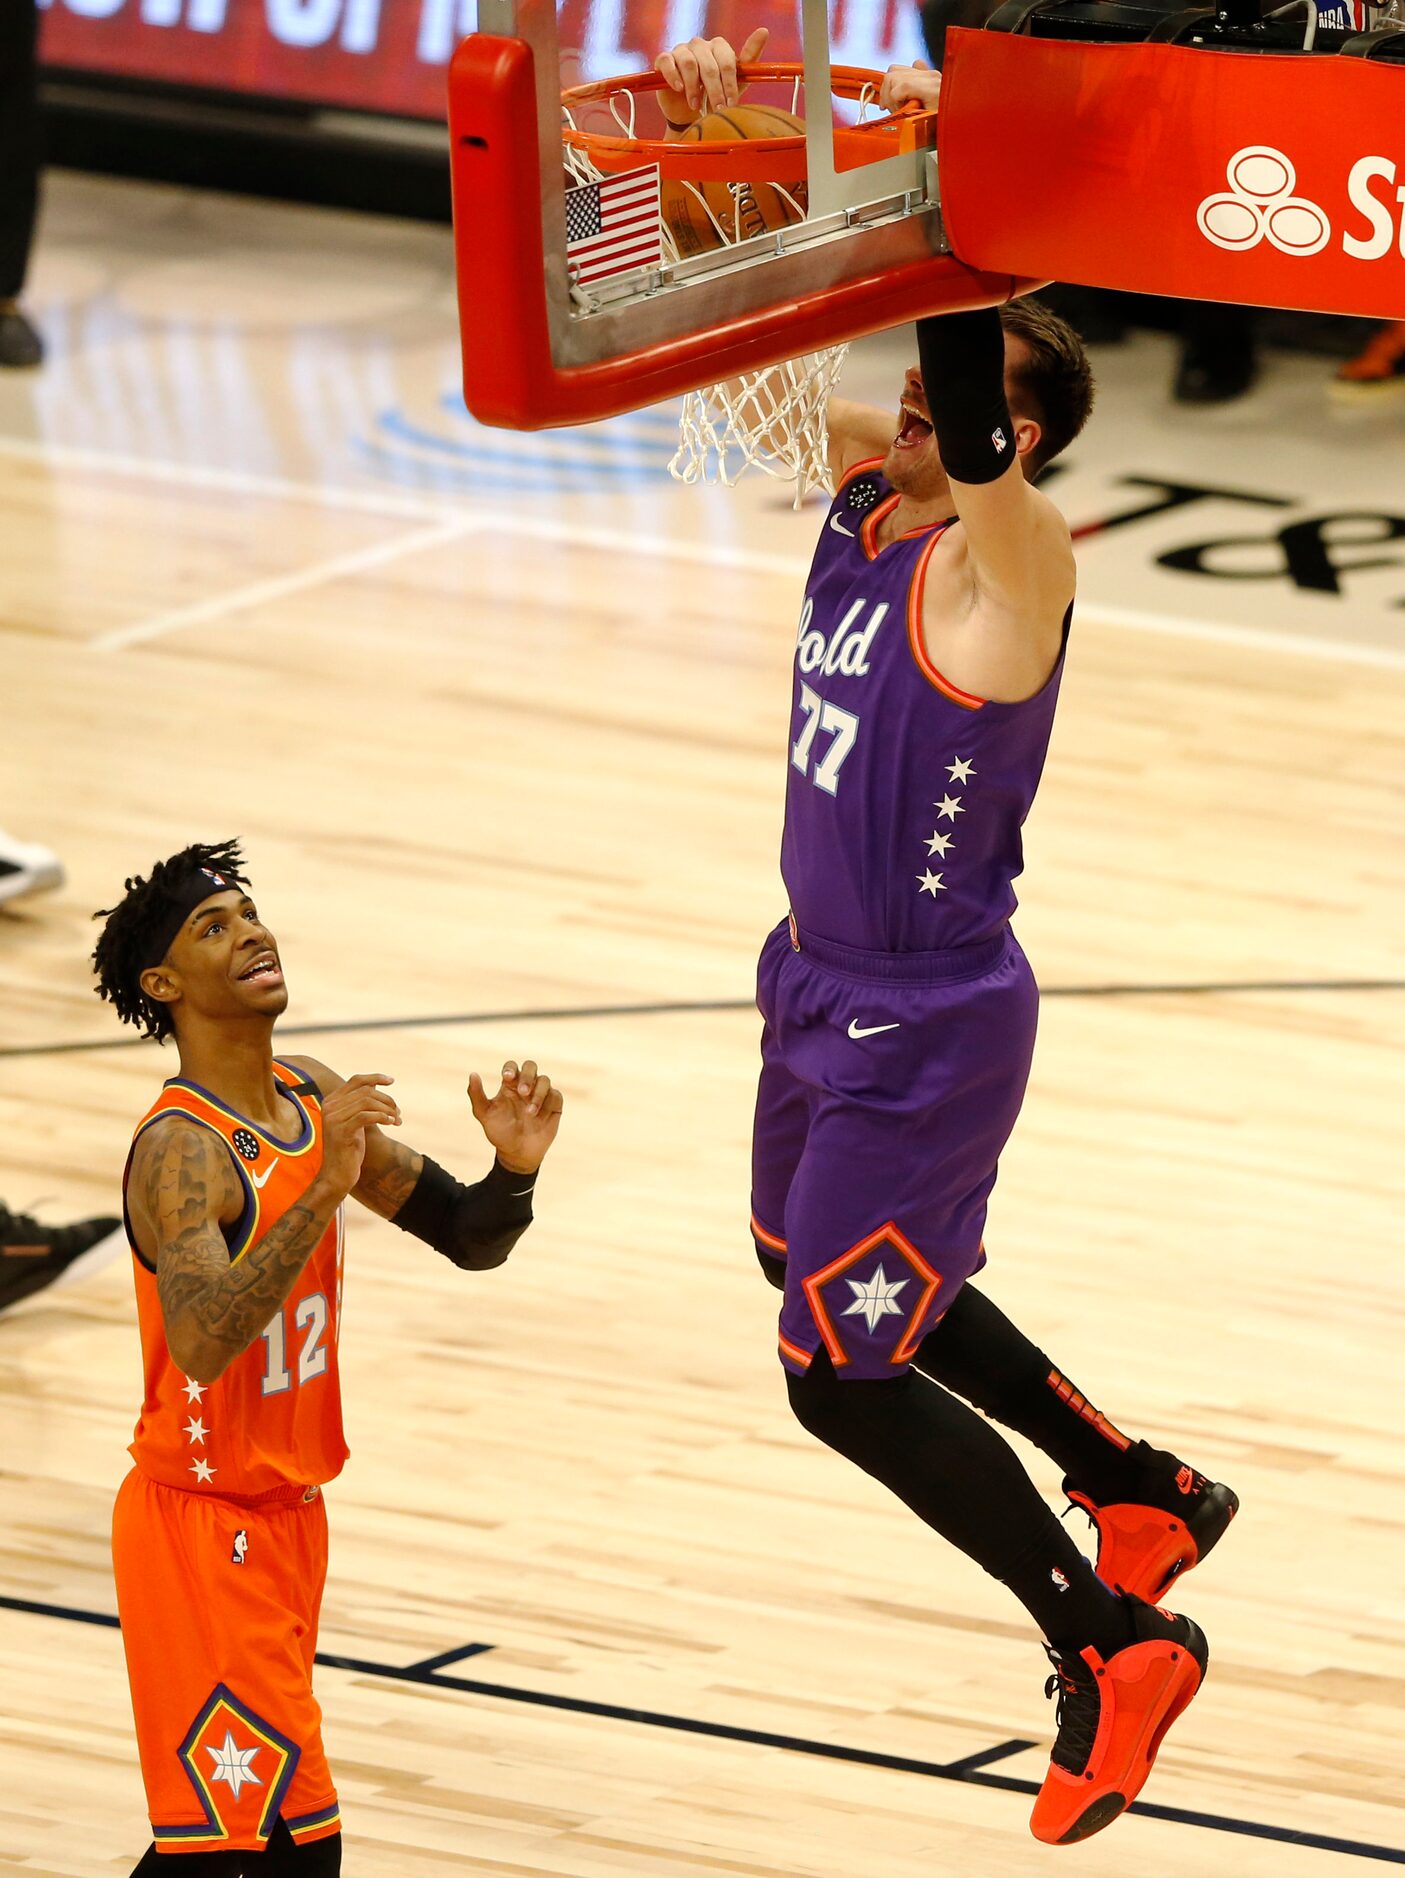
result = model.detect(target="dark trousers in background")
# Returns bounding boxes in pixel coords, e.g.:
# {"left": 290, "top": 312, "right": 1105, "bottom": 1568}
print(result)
{"left": 0, "top": 0, "right": 40, "bottom": 302}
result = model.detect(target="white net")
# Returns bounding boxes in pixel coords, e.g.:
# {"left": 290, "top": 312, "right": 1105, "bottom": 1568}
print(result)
{"left": 561, "top": 83, "right": 851, "bottom": 505}
{"left": 670, "top": 348, "right": 848, "bottom": 504}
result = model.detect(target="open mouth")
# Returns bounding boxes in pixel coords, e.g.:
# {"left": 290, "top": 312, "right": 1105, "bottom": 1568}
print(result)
{"left": 239, "top": 956, "right": 282, "bottom": 984}
{"left": 894, "top": 401, "right": 934, "bottom": 450}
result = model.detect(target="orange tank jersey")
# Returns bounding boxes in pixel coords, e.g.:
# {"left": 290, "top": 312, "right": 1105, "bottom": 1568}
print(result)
{"left": 121, "top": 1059, "right": 348, "bottom": 1498}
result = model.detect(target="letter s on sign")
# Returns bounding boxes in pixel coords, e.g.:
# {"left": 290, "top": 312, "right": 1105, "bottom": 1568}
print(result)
{"left": 1343, "top": 158, "right": 1397, "bottom": 262}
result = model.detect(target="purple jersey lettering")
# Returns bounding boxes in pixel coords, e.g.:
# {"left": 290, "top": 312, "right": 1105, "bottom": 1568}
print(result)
{"left": 779, "top": 465, "right": 1067, "bottom": 952}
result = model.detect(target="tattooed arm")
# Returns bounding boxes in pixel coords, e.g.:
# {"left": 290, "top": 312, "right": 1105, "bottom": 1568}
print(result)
{"left": 283, "top": 1055, "right": 422, "bottom": 1219}
{"left": 128, "top": 1071, "right": 399, "bottom": 1383}
{"left": 284, "top": 1054, "right": 562, "bottom": 1267}
{"left": 126, "top": 1120, "right": 338, "bottom": 1384}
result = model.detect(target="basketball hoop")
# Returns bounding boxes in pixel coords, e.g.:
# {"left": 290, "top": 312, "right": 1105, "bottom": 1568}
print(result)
{"left": 561, "top": 63, "right": 936, "bottom": 502}
{"left": 448, "top": 11, "right": 1035, "bottom": 436}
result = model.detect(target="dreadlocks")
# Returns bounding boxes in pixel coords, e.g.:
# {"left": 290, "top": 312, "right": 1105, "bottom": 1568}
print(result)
{"left": 92, "top": 839, "right": 249, "bottom": 1043}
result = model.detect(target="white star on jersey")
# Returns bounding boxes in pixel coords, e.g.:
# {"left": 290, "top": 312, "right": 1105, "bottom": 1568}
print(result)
{"left": 925, "top": 831, "right": 954, "bottom": 858}
{"left": 190, "top": 1457, "right": 216, "bottom": 1485}
{"left": 917, "top": 870, "right": 947, "bottom": 896}
{"left": 934, "top": 795, "right": 965, "bottom": 821}
{"left": 207, "top": 1732, "right": 262, "bottom": 1801}
{"left": 947, "top": 758, "right": 976, "bottom": 783}
{"left": 184, "top": 1417, "right": 208, "bottom": 1445}
{"left": 182, "top": 1378, "right": 206, "bottom": 1404}
{"left": 842, "top": 1265, "right": 910, "bottom": 1333}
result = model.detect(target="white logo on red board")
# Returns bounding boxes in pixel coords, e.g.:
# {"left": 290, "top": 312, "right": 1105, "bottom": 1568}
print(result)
{"left": 1197, "top": 147, "right": 1332, "bottom": 257}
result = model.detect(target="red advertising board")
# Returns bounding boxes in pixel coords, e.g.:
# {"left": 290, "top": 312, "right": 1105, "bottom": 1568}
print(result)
{"left": 939, "top": 30, "right": 1405, "bottom": 321}
{"left": 38, "top": 1, "right": 927, "bottom": 125}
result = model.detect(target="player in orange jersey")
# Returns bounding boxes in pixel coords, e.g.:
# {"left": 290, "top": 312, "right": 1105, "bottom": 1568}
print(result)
{"left": 92, "top": 840, "right": 563, "bottom": 1875}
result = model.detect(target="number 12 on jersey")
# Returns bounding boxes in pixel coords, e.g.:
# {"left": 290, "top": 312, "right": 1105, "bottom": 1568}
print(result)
{"left": 792, "top": 683, "right": 860, "bottom": 795}
{"left": 260, "top": 1293, "right": 329, "bottom": 1396}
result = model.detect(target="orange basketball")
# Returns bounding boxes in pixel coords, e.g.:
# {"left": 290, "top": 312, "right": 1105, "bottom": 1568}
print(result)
{"left": 661, "top": 106, "right": 810, "bottom": 260}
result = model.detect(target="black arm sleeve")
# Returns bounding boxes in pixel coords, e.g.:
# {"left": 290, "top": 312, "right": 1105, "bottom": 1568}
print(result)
{"left": 388, "top": 1155, "right": 535, "bottom": 1271}
{"left": 914, "top": 306, "right": 1016, "bottom": 486}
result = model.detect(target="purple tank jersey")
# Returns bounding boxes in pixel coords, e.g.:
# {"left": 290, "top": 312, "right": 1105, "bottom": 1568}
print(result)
{"left": 751, "top": 461, "right": 1071, "bottom": 1380}
{"left": 780, "top": 462, "right": 1066, "bottom": 952}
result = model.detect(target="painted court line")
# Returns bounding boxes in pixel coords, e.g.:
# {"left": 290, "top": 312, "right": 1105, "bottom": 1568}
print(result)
{"left": 1, "top": 1596, "right": 1400, "bottom": 1864}
{"left": 92, "top": 516, "right": 479, "bottom": 652}
{"left": 1072, "top": 597, "right": 1405, "bottom": 674}
{"left": 0, "top": 435, "right": 455, "bottom": 523}
{"left": 5, "top": 435, "right": 1403, "bottom": 670}
{"left": 2, "top": 978, "right": 1401, "bottom": 1062}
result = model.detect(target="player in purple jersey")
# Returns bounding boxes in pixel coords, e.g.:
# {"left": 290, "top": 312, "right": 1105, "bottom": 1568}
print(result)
{"left": 658, "top": 32, "right": 1240, "bottom": 1851}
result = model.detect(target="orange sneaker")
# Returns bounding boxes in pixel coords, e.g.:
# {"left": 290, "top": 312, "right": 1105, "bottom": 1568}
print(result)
{"left": 1332, "top": 320, "right": 1405, "bottom": 396}
{"left": 1030, "top": 1598, "right": 1209, "bottom": 1845}
{"left": 1066, "top": 1454, "right": 1238, "bottom": 1603}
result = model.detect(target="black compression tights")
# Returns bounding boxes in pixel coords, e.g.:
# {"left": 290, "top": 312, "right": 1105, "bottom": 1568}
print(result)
{"left": 911, "top": 1282, "right": 1162, "bottom": 1504}
{"left": 785, "top": 1349, "right": 1129, "bottom": 1654}
{"left": 755, "top": 1249, "right": 1151, "bottom": 1507}
{"left": 130, "top": 1822, "right": 341, "bottom": 1875}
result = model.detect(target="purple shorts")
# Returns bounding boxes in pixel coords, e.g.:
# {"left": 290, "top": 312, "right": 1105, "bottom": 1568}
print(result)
{"left": 750, "top": 917, "right": 1039, "bottom": 1380}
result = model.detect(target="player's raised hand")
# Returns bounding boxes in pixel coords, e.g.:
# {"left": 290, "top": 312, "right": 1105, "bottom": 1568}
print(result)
{"left": 318, "top": 1073, "right": 401, "bottom": 1199}
{"left": 878, "top": 60, "right": 940, "bottom": 115}
{"left": 655, "top": 26, "right": 769, "bottom": 123}
{"left": 468, "top": 1059, "right": 563, "bottom": 1176}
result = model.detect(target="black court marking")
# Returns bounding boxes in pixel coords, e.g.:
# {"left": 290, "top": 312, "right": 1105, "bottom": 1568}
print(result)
{"left": 3, "top": 978, "right": 1403, "bottom": 1061}
{"left": 397, "top": 1641, "right": 496, "bottom": 1675}
{"left": 2, "top": 1596, "right": 1401, "bottom": 1864}
{"left": 938, "top": 1737, "right": 1039, "bottom": 1776}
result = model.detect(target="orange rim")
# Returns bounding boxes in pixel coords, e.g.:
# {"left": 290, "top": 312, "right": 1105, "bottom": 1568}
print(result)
{"left": 562, "top": 62, "right": 937, "bottom": 184}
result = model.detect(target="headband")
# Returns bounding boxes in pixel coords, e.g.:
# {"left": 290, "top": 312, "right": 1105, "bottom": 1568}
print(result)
{"left": 141, "top": 864, "right": 247, "bottom": 971}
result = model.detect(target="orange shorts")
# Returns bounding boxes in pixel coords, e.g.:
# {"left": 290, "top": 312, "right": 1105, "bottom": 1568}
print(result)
{"left": 112, "top": 1467, "right": 341, "bottom": 1855}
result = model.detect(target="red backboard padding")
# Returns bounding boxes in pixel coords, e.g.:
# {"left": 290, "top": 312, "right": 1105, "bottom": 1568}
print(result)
{"left": 938, "top": 31, "right": 1405, "bottom": 321}
{"left": 450, "top": 34, "right": 1038, "bottom": 431}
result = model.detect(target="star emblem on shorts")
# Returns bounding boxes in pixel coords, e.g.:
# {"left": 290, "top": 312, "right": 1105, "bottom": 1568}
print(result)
{"left": 934, "top": 794, "right": 965, "bottom": 821}
{"left": 925, "top": 831, "right": 953, "bottom": 858}
{"left": 190, "top": 1457, "right": 216, "bottom": 1485}
{"left": 916, "top": 870, "right": 946, "bottom": 896}
{"left": 182, "top": 1378, "right": 206, "bottom": 1403}
{"left": 207, "top": 1730, "right": 262, "bottom": 1801}
{"left": 946, "top": 758, "right": 976, "bottom": 783}
{"left": 842, "top": 1264, "right": 910, "bottom": 1333}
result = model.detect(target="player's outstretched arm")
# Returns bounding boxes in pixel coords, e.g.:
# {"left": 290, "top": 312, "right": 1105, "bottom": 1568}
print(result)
{"left": 819, "top": 64, "right": 941, "bottom": 486}
{"left": 915, "top": 308, "right": 1075, "bottom": 685}
{"left": 286, "top": 1054, "right": 562, "bottom": 1272}
{"left": 130, "top": 1115, "right": 350, "bottom": 1384}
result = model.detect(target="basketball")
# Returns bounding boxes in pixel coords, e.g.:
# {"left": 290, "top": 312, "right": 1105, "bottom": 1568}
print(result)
{"left": 661, "top": 105, "right": 809, "bottom": 259}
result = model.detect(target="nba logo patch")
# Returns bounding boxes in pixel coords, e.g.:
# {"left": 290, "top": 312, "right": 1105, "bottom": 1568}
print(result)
{"left": 992, "top": 426, "right": 1008, "bottom": 453}
{"left": 231, "top": 1530, "right": 248, "bottom": 1566}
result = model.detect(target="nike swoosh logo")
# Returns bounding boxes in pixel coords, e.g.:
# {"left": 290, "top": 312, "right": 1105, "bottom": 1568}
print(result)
{"left": 829, "top": 515, "right": 855, "bottom": 537}
{"left": 847, "top": 1020, "right": 900, "bottom": 1039}
{"left": 249, "top": 1158, "right": 280, "bottom": 1190}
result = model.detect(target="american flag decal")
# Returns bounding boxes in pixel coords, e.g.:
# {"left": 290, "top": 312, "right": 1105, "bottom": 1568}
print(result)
{"left": 564, "top": 165, "right": 661, "bottom": 286}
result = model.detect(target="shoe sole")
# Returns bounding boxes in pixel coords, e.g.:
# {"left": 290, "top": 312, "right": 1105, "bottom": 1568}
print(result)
{"left": 1037, "top": 1621, "right": 1210, "bottom": 1846}
{"left": 1329, "top": 374, "right": 1405, "bottom": 402}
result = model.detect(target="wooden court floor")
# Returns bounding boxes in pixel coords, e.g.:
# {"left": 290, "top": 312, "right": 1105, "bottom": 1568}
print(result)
{"left": 1, "top": 175, "right": 1403, "bottom": 1876}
